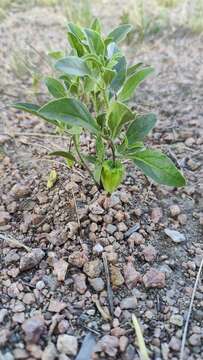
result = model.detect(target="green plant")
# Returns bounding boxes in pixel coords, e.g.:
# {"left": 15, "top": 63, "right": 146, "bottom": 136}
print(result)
{"left": 13, "top": 19, "right": 186, "bottom": 193}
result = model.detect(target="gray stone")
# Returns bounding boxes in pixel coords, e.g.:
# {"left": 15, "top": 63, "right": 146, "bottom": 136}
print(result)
{"left": 57, "top": 334, "right": 78, "bottom": 356}
{"left": 164, "top": 228, "right": 186, "bottom": 243}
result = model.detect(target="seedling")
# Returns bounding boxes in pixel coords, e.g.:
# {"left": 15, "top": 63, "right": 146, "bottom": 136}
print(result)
{"left": 13, "top": 19, "right": 186, "bottom": 193}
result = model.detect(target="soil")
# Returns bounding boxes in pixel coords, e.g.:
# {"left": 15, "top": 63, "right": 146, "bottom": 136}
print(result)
{"left": 0, "top": 2, "right": 202, "bottom": 360}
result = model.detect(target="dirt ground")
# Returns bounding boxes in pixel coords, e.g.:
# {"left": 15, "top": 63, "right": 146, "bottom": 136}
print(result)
{"left": 0, "top": 2, "right": 203, "bottom": 360}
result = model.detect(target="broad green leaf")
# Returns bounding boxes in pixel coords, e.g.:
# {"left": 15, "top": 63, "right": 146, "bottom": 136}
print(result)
{"left": 49, "top": 150, "right": 75, "bottom": 162}
{"left": 103, "top": 68, "right": 116, "bottom": 85}
{"left": 38, "top": 98, "right": 100, "bottom": 134}
{"left": 110, "top": 56, "right": 127, "bottom": 93}
{"left": 84, "top": 28, "right": 105, "bottom": 56}
{"left": 55, "top": 56, "right": 91, "bottom": 77}
{"left": 44, "top": 77, "right": 67, "bottom": 98}
{"left": 91, "top": 18, "right": 101, "bottom": 33}
{"left": 107, "top": 24, "right": 133, "bottom": 43}
{"left": 127, "top": 62, "right": 143, "bottom": 76}
{"left": 48, "top": 51, "right": 64, "bottom": 60}
{"left": 68, "top": 22, "right": 85, "bottom": 41}
{"left": 126, "top": 113, "right": 157, "bottom": 146}
{"left": 118, "top": 67, "right": 154, "bottom": 102}
{"left": 47, "top": 169, "right": 58, "bottom": 189}
{"left": 67, "top": 32, "right": 85, "bottom": 57}
{"left": 108, "top": 101, "right": 134, "bottom": 138}
{"left": 132, "top": 149, "right": 186, "bottom": 187}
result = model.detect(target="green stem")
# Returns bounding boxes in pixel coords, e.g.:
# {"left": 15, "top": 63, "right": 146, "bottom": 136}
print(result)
{"left": 102, "top": 88, "right": 109, "bottom": 110}
{"left": 73, "top": 135, "right": 99, "bottom": 187}
{"left": 109, "top": 139, "right": 116, "bottom": 166}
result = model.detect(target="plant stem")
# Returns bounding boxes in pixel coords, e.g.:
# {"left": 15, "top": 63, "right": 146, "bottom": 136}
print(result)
{"left": 73, "top": 135, "right": 99, "bottom": 187}
{"left": 102, "top": 88, "right": 109, "bottom": 110}
{"left": 109, "top": 140, "right": 116, "bottom": 166}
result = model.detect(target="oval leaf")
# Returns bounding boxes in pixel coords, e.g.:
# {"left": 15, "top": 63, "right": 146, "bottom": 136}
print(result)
{"left": 55, "top": 56, "right": 91, "bottom": 77}
{"left": 107, "top": 24, "right": 133, "bottom": 43}
{"left": 12, "top": 102, "right": 58, "bottom": 126}
{"left": 126, "top": 113, "right": 157, "bottom": 145}
{"left": 45, "top": 77, "right": 67, "bottom": 98}
{"left": 132, "top": 149, "right": 186, "bottom": 187}
{"left": 38, "top": 98, "right": 99, "bottom": 134}
{"left": 118, "top": 67, "right": 154, "bottom": 102}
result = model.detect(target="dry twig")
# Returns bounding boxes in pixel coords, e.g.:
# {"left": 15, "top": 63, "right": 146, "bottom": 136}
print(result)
{"left": 180, "top": 256, "right": 203, "bottom": 360}
{"left": 102, "top": 253, "right": 114, "bottom": 316}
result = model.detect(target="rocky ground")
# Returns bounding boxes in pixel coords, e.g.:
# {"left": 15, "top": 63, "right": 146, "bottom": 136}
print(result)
{"left": 0, "top": 2, "right": 203, "bottom": 360}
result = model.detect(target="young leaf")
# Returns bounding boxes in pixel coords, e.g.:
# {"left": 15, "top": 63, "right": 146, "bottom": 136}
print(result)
{"left": 91, "top": 18, "right": 101, "bottom": 33}
{"left": 68, "top": 22, "right": 85, "bottom": 41}
{"left": 96, "top": 137, "right": 105, "bottom": 163}
{"left": 84, "top": 28, "right": 105, "bottom": 56}
{"left": 131, "top": 149, "right": 186, "bottom": 187}
{"left": 48, "top": 51, "right": 64, "bottom": 60}
{"left": 103, "top": 68, "right": 116, "bottom": 85}
{"left": 126, "top": 113, "right": 157, "bottom": 146}
{"left": 44, "top": 77, "right": 67, "bottom": 98}
{"left": 118, "top": 67, "right": 154, "bottom": 102}
{"left": 107, "top": 24, "right": 133, "bottom": 43}
{"left": 108, "top": 101, "right": 134, "bottom": 138}
{"left": 38, "top": 98, "right": 100, "bottom": 134}
{"left": 55, "top": 56, "right": 91, "bottom": 77}
{"left": 110, "top": 56, "right": 127, "bottom": 93}
{"left": 67, "top": 32, "right": 85, "bottom": 57}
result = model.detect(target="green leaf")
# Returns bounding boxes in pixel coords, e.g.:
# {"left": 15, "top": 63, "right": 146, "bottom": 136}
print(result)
{"left": 107, "top": 24, "right": 133, "bottom": 43}
{"left": 84, "top": 28, "right": 105, "bottom": 56}
{"left": 91, "top": 18, "right": 101, "bottom": 33}
{"left": 67, "top": 32, "right": 85, "bottom": 57}
{"left": 96, "top": 137, "right": 105, "bottom": 163}
{"left": 55, "top": 56, "right": 91, "bottom": 77}
{"left": 49, "top": 150, "right": 75, "bottom": 162}
{"left": 132, "top": 149, "right": 186, "bottom": 187}
{"left": 126, "top": 113, "right": 157, "bottom": 146}
{"left": 108, "top": 101, "right": 134, "bottom": 138}
{"left": 127, "top": 62, "right": 143, "bottom": 76}
{"left": 38, "top": 97, "right": 100, "bottom": 134}
{"left": 48, "top": 51, "right": 64, "bottom": 60}
{"left": 94, "top": 163, "right": 103, "bottom": 184}
{"left": 13, "top": 103, "right": 40, "bottom": 115}
{"left": 110, "top": 56, "right": 127, "bottom": 93}
{"left": 12, "top": 102, "right": 58, "bottom": 127}
{"left": 49, "top": 150, "right": 75, "bottom": 168}
{"left": 103, "top": 67, "right": 116, "bottom": 85}
{"left": 44, "top": 77, "right": 67, "bottom": 98}
{"left": 118, "top": 67, "right": 154, "bottom": 102}
{"left": 68, "top": 22, "right": 85, "bottom": 41}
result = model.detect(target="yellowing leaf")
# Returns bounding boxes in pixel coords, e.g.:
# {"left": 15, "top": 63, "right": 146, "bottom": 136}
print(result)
{"left": 47, "top": 169, "right": 58, "bottom": 189}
